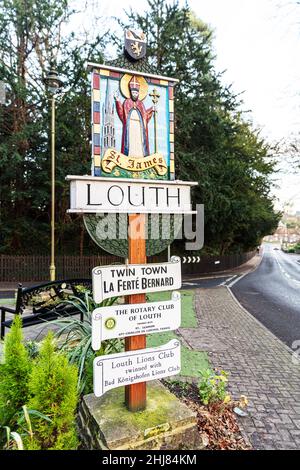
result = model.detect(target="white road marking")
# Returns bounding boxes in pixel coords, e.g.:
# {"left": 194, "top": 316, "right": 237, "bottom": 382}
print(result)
{"left": 220, "top": 275, "right": 237, "bottom": 286}
{"left": 273, "top": 251, "right": 300, "bottom": 286}
{"left": 227, "top": 248, "right": 265, "bottom": 288}
{"left": 227, "top": 273, "right": 248, "bottom": 287}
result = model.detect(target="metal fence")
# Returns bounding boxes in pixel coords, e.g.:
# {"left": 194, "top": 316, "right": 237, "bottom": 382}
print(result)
{"left": 0, "top": 255, "right": 124, "bottom": 282}
{"left": 0, "top": 251, "right": 256, "bottom": 282}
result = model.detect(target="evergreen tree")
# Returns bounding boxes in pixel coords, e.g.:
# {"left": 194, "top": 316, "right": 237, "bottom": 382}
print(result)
{"left": 0, "top": 0, "right": 280, "bottom": 256}
{"left": 124, "top": 0, "right": 280, "bottom": 254}
{"left": 0, "top": 316, "right": 31, "bottom": 426}
{"left": 0, "top": 0, "right": 105, "bottom": 254}
{"left": 26, "top": 332, "right": 78, "bottom": 450}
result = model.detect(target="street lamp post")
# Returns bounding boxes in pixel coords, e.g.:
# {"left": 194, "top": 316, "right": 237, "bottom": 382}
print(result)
{"left": 44, "top": 68, "right": 63, "bottom": 281}
{"left": 0, "top": 80, "right": 6, "bottom": 105}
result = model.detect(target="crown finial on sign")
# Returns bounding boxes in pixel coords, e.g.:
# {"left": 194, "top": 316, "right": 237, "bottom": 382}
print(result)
{"left": 124, "top": 30, "right": 147, "bottom": 61}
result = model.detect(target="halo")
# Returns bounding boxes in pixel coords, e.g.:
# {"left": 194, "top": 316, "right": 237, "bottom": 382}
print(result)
{"left": 120, "top": 74, "right": 148, "bottom": 101}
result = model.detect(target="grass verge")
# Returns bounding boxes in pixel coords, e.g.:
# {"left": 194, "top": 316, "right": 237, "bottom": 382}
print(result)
{"left": 147, "top": 290, "right": 210, "bottom": 379}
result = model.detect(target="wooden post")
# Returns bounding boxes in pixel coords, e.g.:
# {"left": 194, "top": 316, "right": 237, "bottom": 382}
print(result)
{"left": 125, "top": 213, "right": 147, "bottom": 412}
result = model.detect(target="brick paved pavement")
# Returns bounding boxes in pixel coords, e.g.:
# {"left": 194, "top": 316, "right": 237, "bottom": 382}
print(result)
{"left": 179, "top": 287, "right": 300, "bottom": 450}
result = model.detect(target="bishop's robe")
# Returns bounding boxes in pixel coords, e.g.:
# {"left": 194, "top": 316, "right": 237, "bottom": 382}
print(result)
{"left": 115, "top": 98, "right": 153, "bottom": 157}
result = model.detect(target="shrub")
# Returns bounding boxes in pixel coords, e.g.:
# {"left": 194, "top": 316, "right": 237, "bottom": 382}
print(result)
{"left": 0, "top": 316, "right": 31, "bottom": 426}
{"left": 25, "top": 340, "right": 40, "bottom": 359}
{"left": 25, "top": 332, "right": 78, "bottom": 450}
{"left": 54, "top": 290, "right": 123, "bottom": 394}
{"left": 2, "top": 405, "right": 52, "bottom": 450}
{"left": 198, "top": 369, "right": 230, "bottom": 405}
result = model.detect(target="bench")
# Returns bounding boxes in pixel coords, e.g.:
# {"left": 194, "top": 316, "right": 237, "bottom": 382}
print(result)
{"left": 0, "top": 279, "right": 92, "bottom": 339}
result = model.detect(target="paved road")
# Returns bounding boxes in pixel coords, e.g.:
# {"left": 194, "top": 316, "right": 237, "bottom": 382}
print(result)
{"left": 184, "top": 287, "right": 300, "bottom": 450}
{"left": 232, "top": 243, "right": 300, "bottom": 348}
{"left": 182, "top": 275, "right": 234, "bottom": 290}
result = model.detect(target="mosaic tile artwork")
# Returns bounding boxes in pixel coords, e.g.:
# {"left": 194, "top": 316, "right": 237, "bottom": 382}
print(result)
{"left": 90, "top": 66, "right": 176, "bottom": 181}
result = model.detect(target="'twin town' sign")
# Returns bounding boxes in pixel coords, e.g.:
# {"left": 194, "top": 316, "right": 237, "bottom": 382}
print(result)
{"left": 93, "top": 339, "right": 181, "bottom": 397}
{"left": 92, "top": 256, "right": 182, "bottom": 303}
{"left": 91, "top": 291, "right": 181, "bottom": 350}
{"left": 66, "top": 176, "right": 197, "bottom": 214}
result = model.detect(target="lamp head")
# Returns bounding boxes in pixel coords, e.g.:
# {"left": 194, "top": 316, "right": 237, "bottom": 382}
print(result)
{"left": 44, "top": 68, "right": 63, "bottom": 95}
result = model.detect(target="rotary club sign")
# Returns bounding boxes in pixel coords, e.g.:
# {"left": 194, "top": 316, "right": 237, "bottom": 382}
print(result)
{"left": 91, "top": 292, "right": 181, "bottom": 350}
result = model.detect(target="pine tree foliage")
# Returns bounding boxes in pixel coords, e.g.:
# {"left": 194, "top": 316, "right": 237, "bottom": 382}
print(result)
{"left": 0, "top": 315, "right": 31, "bottom": 426}
{"left": 0, "top": 0, "right": 280, "bottom": 255}
{"left": 0, "top": 0, "right": 105, "bottom": 254}
{"left": 26, "top": 332, "right": 78, "bottom": 450}
{"left": 125, "top": 0, "right": 280, "bottom": 254}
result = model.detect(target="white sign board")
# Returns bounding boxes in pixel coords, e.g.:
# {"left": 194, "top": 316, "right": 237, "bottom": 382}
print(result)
{"left": 92, "top": 256, "right": 181, "bottom": 303}
{"left": 66, "top": 175, "right": 197, "bottom": 214}
{"left": 92, "top": 291, "right": 181, "bottom": 350}
{"left": 93, "top": 339, "right": 180, "bottom": 397}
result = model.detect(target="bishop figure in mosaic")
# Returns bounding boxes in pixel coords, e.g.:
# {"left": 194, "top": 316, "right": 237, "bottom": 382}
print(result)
{"left": 115, "top": 75, "right": 154, "bottom": 157}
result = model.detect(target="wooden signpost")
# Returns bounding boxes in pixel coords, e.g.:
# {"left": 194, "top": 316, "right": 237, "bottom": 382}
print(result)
{"left": 126, "top": 213, "right": 147, "bottom": 411}
{"left": 67, "top": 30, "right": 197, "bottom": 414}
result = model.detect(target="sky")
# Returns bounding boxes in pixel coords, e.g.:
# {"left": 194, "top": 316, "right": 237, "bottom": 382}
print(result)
{"left": 71, "top": 0, "right": 300, "bottom": 212}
